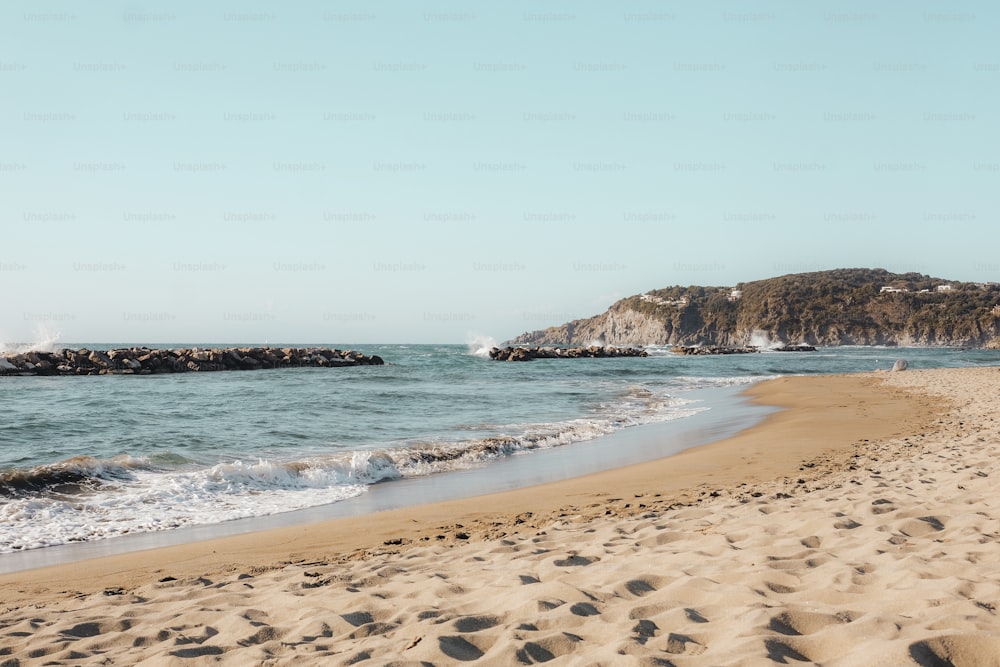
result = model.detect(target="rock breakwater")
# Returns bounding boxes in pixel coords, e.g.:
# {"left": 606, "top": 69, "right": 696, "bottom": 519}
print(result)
{"left": 0, "top": 347, "right": 385, "bottom": 376}
{"left": 670, "top": 344, "right": 816, "bottom": 355}
{"left": 670, "top": 345, "right": 759, "bottom": 356}
{"left": 489, "top": 346, "right": 648, "bottom": 361}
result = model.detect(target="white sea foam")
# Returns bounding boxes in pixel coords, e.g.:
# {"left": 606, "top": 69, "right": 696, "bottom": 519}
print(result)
{"left": 674, "top": 375, "right": 777, "bottom": 390}
{"left": 0, "top": 379, "right": 711, "bottom": 553}
{"left": 0, "top": 460, "right": 367, "bottom": 552}
{"left": 466, "top": 334, "right": 498, "bottom": 357}
{"left": 0, "top": 324, "right": 63, "bottom": 354}
{"left": 749, "top": 330, "right": 782, "bottom": 349}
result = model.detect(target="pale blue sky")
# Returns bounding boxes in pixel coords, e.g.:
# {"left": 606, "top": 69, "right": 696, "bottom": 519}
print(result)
{"left": 2, "top": 1, "right": 997, "bottom": 345}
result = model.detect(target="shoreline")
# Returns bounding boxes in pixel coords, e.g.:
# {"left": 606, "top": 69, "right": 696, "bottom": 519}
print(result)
{"left": 8, "top": 368, "right": 999, "bottom": 663}
{"left": 0, "top": 370, "right": 940, "bottom": 601}
{"left": 0, "top": 383, "right": 770, "bottom": 574}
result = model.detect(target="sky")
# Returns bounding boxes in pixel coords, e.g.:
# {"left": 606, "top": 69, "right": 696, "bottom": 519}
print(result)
{"left": 1, "top": 1, "right": 997, "bottom": 345}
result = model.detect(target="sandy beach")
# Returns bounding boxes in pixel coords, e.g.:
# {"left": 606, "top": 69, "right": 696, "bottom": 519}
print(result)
{"left": 2, "top": 366, "right": 999, "bottom": 665}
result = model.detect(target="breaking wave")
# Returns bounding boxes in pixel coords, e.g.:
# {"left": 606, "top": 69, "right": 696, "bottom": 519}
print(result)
{"left": 0, "top": 381, "right": 706, "bottom": 553}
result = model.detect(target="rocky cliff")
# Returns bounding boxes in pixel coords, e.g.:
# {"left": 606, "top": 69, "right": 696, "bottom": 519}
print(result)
{"left": 508, "top": 269, "right": 1000, "bottom": 348}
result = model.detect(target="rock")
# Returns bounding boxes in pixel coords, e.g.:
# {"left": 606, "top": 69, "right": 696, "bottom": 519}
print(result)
{"left": 510, "top": 348, "right": 532, "bottom": 361}
{"left": 489, "top": 346, "right": 648, "bottom": 361}
{"left": 670, "top": 345, "right": 760, "bottom": 355}
{"left": 892, "top": 359, "right": 909, "bottom": 371}
{"left": 0, "top": 346, "right": 386, "bottom": 376}
{"left": 89, "top": 351, "right": 113, "bottom": 368}
{"left": 241, "top": 356, "right": 262, "bottom": 369}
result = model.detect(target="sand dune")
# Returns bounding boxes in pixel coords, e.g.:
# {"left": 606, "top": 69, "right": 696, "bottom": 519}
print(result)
{"left": 2, "top": 367, "right": 999, "bottom": 665}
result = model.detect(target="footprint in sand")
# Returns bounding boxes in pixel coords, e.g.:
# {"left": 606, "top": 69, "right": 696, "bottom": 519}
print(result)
{"left": 898, "top": 516, "right": 946, "bottom": 538}
{"left": 537, "top": 598, "right": 566, "bottom": 612}
{"left": 685, "top": 608, "right": 710, "bottom": 623}
{"left": 170, "top": 625, "right": 218, "bottom": 646}
{"left": 763, "top": 610, "right": 865, "bottom": 664}
{"left": 909, "top": 634, "right": 1000, "bottom": 667}
{"left": 569, "top": 602, "right": 601, "bottom": 617}
{"left": 624, "top": 578, "right": 658, "bottom": 597}
{"left": 765, "top": 581, "right": 799, "bottom": 595}
{"left": 170, "top": 646, "right": 225, "bottom": 658}
{"left": 764, "top": 638, "right": 812, "bottom": 663}
{"left": 632, "top": 619, "right": 658, "bottom": 644}
{"left": 768, "top": 610, "right": 856, "bottom": 636}
{"left": 340, "top": 611, "right": 375, "bottom": 627}
{"left": 662, "top": 632, "right": 706, "bottom": 655}
{"left": 347, "top": 622, "right": 399, "bottom": 639}
{"left": 453, "top": 615, "right": 502, "bottom": 633}
{"left": 438, "top": 635, "right": 489, "bottom": 661}
{"left": 871, "top": 498, "right": 897, "bottom": 515}
{"left": 515, "top": 632, "right": 582, "bottom": 664}
{"left": 60, "top": 620, "right": 130, "bottom": 639}
{"left": 238, "top": 625, "right": 283, "bottom": 647}
{"left": 553, "top": 554, "right": 595, "bottom": 567}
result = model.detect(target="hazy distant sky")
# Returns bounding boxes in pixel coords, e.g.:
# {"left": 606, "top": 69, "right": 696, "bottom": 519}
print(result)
{"left": 2, "top": 1, "right": 997, "bottom": 345}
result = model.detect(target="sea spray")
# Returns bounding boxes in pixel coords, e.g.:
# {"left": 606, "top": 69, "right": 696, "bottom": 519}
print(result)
{"left": 0, "top": 324, "right": 62, "bottom": 354}
{"left": 749, "top": 330, "right": 782, "bottom": 350}
{"left": 466, "top": 334, "right": 498, "bottom": 357}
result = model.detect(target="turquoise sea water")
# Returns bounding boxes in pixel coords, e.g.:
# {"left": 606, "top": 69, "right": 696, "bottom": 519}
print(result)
{"left": 1, "top": 343, "right": 998, "bottom": 554}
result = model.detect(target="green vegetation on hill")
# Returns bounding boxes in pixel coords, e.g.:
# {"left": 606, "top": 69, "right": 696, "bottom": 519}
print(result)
{"left": 510, "top": 268, "right": 1000, "bottom": 347}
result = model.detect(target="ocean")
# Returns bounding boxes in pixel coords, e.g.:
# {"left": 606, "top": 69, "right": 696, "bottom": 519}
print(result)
{"left": 2, "top": 342, "right": 998, "bottom": 566}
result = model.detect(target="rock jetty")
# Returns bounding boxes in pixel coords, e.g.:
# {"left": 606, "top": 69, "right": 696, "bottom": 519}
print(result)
{"left": 0, "top": 347, "right": 384, "bottom": 376}
{"left": 670, "top": 344, "right": 817, "bottom": 355}
{"left": 489, "top": 346, "right": 648, "bottom": 361}
{"left": 670, "top": 345, "right": 760, "bottom": 356}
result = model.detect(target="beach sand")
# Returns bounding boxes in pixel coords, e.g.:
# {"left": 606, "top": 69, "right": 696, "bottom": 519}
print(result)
{"left": 2, "top": 367, "right": 999, "bottom": 665}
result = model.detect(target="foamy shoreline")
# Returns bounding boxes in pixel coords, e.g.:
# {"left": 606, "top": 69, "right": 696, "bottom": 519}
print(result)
{"left": 0, "top": 382, "right": 766, "bottom": 572}
{"left": 2, "top": 367, "right": 999, "bottom": 665}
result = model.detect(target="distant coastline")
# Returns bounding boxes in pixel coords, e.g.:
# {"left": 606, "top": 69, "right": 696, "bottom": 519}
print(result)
{"left": 509, "top": 268, "right": 1000, "bottom": 348}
